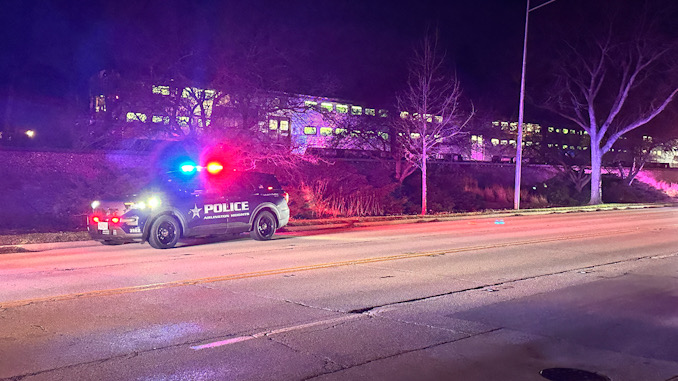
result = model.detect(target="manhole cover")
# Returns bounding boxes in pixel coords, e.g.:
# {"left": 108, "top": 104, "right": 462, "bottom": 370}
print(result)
{"left": 540, "top": 368, "right": 610, "bottom": 381}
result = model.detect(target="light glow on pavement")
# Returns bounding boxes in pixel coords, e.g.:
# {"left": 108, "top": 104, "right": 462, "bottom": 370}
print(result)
{"left": 0, "top": 225, "right": 650, "bottom": 310}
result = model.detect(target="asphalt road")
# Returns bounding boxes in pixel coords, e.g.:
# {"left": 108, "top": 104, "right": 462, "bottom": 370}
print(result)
{"left": 1, "top": 207, "right": 678, "bottom": 381}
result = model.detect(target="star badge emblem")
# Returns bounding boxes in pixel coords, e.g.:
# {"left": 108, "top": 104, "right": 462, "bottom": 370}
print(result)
{"left": 189, "top": 204, "right": 202, "bottom": 219}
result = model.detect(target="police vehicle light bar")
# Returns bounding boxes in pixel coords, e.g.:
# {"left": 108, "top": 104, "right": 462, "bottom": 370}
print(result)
{"left": 180, "top": 162, "right": 197, "bottom": 174}
{"left": 206, "top": 162, "right": 223, "bottom": 174}
{"left": 179, "top": 161, "right": 224, "bottom": 174}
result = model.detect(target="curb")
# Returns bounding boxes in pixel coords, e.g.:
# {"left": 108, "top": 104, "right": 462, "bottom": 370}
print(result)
{"left": 281, "top": 202, "right": 673, "bottom": 231}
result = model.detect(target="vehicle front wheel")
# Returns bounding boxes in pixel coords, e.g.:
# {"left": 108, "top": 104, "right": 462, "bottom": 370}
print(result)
{"left": 148, "top": 215, "right": 181, "bottom": 249}
{"left": 250, "top": 211, "right": 277, "bottom": 241}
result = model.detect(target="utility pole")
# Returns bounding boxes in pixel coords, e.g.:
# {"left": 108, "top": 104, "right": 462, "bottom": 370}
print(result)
{"left": 514, "top": 0, "right": 557, "bottom": 210}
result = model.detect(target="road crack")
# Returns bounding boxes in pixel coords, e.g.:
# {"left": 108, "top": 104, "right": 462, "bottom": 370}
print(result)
{"left": 347, "top": 253, "right": 676, "bottom": 315}
{"left": 300, "top": 328, "right": 502, "bottom": 380}
{"left": 267, "top": 336, "right": 345, "bottom": 373}
{"left": 364, "top": 312, "right": 471, "bottom": 335}
{"left": 0, "top": 333, "right": 221, "bottom": 381}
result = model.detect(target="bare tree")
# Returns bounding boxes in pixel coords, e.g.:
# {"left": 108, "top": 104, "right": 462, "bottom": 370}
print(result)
{"left": 317, "top": 107, "right": 412, "bottom": 184}
{"left": 546, "top": 15, "right": 678, "bottom": 204}
{"left": 394, "top": 34, "right": 473, "bottom": 215}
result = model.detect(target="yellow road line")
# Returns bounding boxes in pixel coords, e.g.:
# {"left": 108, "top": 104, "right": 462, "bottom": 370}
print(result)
{"left": 0, "top": 227, "right": 642, "bottom": 309}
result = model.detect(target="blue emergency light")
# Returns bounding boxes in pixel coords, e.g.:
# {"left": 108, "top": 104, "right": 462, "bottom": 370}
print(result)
{"left": 180, "top": 162, "right": 198, "bottom": 174}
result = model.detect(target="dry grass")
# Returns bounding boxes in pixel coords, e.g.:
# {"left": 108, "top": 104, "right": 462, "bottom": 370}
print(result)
{"left": 635, "top": 172, "right": 678, "bottom": 198}
{"left": 299, "top": 181, "right": 386, "bottom": 218}
{"left": 465, "top": 183, "right": 549, "bottom": 209}
{"left": 0, "top": 231, "right": 90, "bottom": 246}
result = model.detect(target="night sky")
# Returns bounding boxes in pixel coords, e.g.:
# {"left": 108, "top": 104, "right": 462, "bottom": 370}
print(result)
{"left": 0, "top": 1, "right": 523, "bottom": 107}
{"left": 1, "top": 0, "right": 677, "bottom": 143}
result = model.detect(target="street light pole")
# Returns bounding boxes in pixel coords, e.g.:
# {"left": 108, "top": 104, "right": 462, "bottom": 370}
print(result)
{"left": 514, "top": 0, "right": 556, "bottom": 210}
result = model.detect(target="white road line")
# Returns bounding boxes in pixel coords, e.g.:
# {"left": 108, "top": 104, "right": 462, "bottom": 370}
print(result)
{"left": 191, "top": 335, "right": 254, "bottom": 350}
{"left": 191, "top": 314, "right": 361, "bottom": 350}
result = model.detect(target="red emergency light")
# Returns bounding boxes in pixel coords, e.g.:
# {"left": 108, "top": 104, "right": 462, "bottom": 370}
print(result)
{"left": 206, "top": 162, "right": 224, "bottom": 174}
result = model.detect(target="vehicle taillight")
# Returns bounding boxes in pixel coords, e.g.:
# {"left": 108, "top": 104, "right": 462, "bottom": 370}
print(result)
{"left": 283, "top": 192, "right": 289, "bottom": 203}
{"left": 92, "top": 216, "right": 100, "bottom": 223}
{"left": 111, "top": 217, "right": 120, "bottom": 224}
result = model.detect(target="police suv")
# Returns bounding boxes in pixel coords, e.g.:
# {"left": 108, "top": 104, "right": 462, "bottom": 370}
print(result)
{"left": 87, "top": 172, "right": 290, "bottom": 249}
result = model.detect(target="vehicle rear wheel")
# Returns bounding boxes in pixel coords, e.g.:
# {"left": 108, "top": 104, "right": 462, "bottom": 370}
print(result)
{"left": 250, "top": 211, "right": 277, "bottom": 241}
{"left": 148, "top": 215, "right": 181, "bottom": 249}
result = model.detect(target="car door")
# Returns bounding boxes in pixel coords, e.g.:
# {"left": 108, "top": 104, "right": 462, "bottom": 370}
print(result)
{"left": 187, "top": 187, "right": 230, "bottom": 235}
{"left": 223, "top": 178, "right": 254, "bottom": 233}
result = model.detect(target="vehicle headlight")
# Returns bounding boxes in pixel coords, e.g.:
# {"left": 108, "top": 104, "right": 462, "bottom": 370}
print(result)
{"left": 129, "top": 195, "right": 162, "bottom": 210}
{"left": 148, "top": 196, "right": 161, "bottom": 208}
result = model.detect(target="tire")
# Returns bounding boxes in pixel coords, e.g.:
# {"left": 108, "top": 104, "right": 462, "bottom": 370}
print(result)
{"left": 148, "top": 215, "right": 181, "bottom": 249}
{"left": 250, "top": 211, "right": 277, "bottom": 241}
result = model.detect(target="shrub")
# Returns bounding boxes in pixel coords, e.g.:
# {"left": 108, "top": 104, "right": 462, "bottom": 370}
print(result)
{"left": 279, "top": 161, "right": 403, "bottom": 219}
{"left": 401, "top": 166, "right": 486, "bottom": 213}
{"left": 533, "top": 175, "right": 586, "bottom": 206}
{"left": 602, "top": 175, "right": 671, "bottom": 203}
